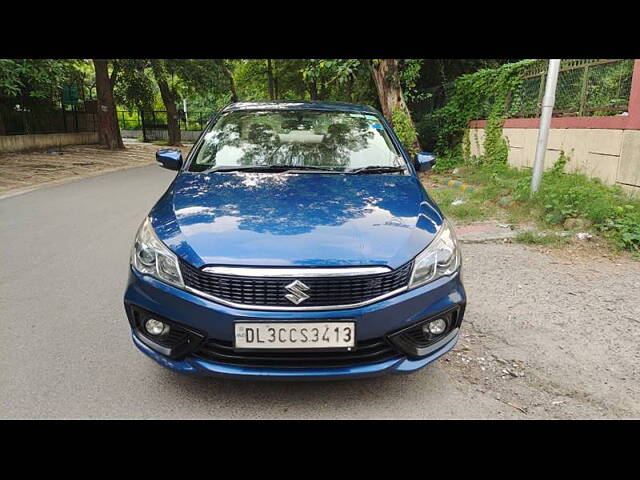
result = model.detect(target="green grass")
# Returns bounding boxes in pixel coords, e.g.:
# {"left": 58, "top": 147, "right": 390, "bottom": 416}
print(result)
{"left": 514, "top": 231, "right": 571, "bottom": 246}
{"left": 425, "top": 160, "right": 640, "bottom": 253}
{"left": 428, "top": 186, "right": 496, "bottom": 223}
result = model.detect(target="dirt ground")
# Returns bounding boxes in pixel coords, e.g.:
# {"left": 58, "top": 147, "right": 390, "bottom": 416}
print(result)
{"left": 447, "top": 240, "right": 639, "bottom": 418}
{"left": 0, "top": 140, "right": 192, "bottom": 199}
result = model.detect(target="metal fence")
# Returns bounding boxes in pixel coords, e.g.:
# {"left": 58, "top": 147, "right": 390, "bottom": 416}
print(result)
{"left": 117, "top": 110, "right": 214, "bottom": 132}
{"left": 416, "top": 59, "right": 635, "bottom": 121}
{"left": 509, "top": 59, "right": 634, "bottom": 118}
{"left": 0, "top": 107, "right": 97, "bottom": 135}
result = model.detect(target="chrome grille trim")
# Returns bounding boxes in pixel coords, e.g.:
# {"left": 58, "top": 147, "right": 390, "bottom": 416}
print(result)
{"left": 201, "top": 266, "right": 392, "bottom": 277}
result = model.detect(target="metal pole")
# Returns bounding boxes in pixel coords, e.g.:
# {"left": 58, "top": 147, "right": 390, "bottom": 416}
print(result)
{"left": 531, "top": 59, "right": 561, "bottom": 193}
{"left": 183, "top": 99, "right": 188, "bottom": 130}
{"left": 140, "top": 109, "right": 147, "bottom": 142}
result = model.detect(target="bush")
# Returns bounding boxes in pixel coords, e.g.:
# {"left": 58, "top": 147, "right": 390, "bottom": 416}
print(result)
{"left": 391, "top": 107, "right": 419, "bottom": 156}
{"left": 426, "top": 60, "right": 536, "bottom": 162}
{"left": 602, "top": 206, "right": 640, "bottom": 252}
{"left": 433, "top": 153, "right": 462, "bottom": 173}
{"left": 436, "top": 157, "right": 640, "bottom": 253}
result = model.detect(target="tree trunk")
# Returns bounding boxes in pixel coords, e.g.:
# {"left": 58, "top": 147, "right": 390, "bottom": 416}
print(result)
{"left": 0, "top": 107, "right": 6, "bottom": 135}
{"left": 319, "top": 84, "right": 328, "bottom": 101}
{"left": 273, "top": 61, "right": 279, "bottom": 99}
{"left": 345, "top": 76, "right": 354, "bottom": 102}
{"left": 150, "top": 60, "right": 181, "bottom": 146}
{"left": 92, "top": 59, "right": 124, "bottom": 150}
{"left": 266, "top": 59, "right": 276, "bottom": 100}
{"left": 219, "top": 60, "right": 238, "bottom": 102}
{"left": 369, "top": 59, "right": 420, "bottom": 152}
{"left": 308, "top": 80, "right": 319, "bottom": 100}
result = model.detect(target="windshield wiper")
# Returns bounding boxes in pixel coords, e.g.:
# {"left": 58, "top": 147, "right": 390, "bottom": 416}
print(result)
{"left": 208, "top": 165, "right": 340, "bottom": 174}
{"left": 346, "top": 165, "right": 406, "bottom": 175}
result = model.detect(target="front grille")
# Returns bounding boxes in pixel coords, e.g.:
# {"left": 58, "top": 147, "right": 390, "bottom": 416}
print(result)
{"left": 179, "top": 260, "right": 413, "bottom": 308}
{"left": 193, "top": 337, "right": 403, "bottom": 369}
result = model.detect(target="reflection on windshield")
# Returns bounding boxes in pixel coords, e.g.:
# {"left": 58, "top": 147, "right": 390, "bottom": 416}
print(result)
{"left": 190, "top": 110, "right": 401, "bottom": 172}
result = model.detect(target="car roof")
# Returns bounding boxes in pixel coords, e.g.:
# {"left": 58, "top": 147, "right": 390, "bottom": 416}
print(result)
{"left": 221, "top": 101, "right": 380, "bottom": 115}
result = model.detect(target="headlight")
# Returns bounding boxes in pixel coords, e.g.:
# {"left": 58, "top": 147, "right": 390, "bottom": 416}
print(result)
{"left": 131, "top": 217, "right": 184, "bottom": 288}
{"left": 409, "top": 219, "right": 460, "bottom": 289}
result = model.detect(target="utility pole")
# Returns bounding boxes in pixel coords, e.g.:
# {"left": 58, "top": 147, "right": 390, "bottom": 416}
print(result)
{"left": 531, "top": 59, "right": 561, "bottom": 193}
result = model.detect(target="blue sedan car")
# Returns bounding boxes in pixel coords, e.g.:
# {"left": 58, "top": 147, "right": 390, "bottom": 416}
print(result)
{"left": 124, "top": 101, "right": 466, "bottom": 380}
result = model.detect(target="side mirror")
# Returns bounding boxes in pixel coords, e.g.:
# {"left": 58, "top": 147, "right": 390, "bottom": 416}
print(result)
{"left": 156, "top": 149, "right": 183, "bottom": 170}
{"left": 415, "top": 152, "right": 436, "bottom": 172}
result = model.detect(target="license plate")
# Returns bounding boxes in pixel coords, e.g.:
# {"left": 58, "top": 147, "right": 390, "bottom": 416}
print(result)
{"left": 234, "top": 322, "right": 355, "bottom": 350}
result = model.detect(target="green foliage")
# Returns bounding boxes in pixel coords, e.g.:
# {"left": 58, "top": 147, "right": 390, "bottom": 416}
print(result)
{"left": 391, "top": 107, "right": 419, "bottom": 156}
{"left": 113, "top": 59, "right": 156, "bottom": 110}
{"left": 432, "top": 153, "right": 461, "bottom": 173}
{"left": 301, "top": 60, "right": 360, "bottom": 89}
{"left": 515, "top": 231, "right": 571, "bottom": 246}
{"left": 398, "top": 59, "right": 424, "bottom": 102}
{"left": 424, "top": 60, "right": 536, "bottom": 168}
{"left": 525, "top": 156, "right": 617, "bottom": 226}
{"left": 526, "top": 157, "right": 640, "bottom": 251}
{"left": 550, "top": 150, "right": 569, "bottom": 175}
{"left": 604, "top": 207, "right": 640, "bottom": 252}
{"left": 585, "top": 60, "right": 634, "bottom": 114}
{"left": 483, "top": 116, "right": 509, "bottom": 164}
{"left": 0, "top": 59, "right": 84, "bottom": 103}
{"left": 165, "top": 59, "right": 228, "bottom": 102}
{"left": 433, "top": 160, "right": 640, "bottom": 253}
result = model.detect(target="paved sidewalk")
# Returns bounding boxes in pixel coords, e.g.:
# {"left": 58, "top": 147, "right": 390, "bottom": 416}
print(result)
{"left": 0, "top": 141, "right": 192, "bottom": 199}
{"left": 454, "top": 221, "right": 523, "bottom": 243}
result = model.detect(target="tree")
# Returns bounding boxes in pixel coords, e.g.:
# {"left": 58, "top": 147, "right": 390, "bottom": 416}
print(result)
{"left": 266, "top": 59, "right": 276, "bottom": 100}
{"left": 150, "top": 59, "right": 181, "bottom": 146}
{"left": 300, "top": 60, "right": 361, "bottom": 101}
{"left": 113, "top": 59, "right": 155, "bottom": 112}
{"left": 92, "top": 59, "right": 124, "bottom": 150}
{"left": 369, "top": 59, "right": 420, "bottom": 153}
{"left": 217, "top": 60, "right": 238, "bottom": 102}
{"left": 0, "top": 59, "right": 87, "bottom": 135}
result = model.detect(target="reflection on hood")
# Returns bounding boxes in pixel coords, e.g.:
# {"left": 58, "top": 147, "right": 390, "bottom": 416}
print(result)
{"left": 150, "top": 172, "right": 443, "bottom": 269}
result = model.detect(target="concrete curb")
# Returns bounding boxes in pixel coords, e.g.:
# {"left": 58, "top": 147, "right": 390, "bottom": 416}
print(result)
{"left": 454, "top": 221, "right": 521, "bottom": 244}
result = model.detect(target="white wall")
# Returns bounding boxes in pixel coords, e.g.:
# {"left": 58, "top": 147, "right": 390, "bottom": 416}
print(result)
{"left": 468, "top": 127, "right": 640, "bottom": 195}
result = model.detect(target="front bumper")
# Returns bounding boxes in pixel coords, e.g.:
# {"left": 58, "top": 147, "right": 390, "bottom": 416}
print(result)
{"left": 124, "top": 267, "right": 466, "bottom": 380}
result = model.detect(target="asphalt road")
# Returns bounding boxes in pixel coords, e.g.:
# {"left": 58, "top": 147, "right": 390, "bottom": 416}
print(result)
{"left": 0, "top": 165, "right": 508, "bottom": 419}
{"left": 2, "top": 165, "right": 638, "bottom": 419}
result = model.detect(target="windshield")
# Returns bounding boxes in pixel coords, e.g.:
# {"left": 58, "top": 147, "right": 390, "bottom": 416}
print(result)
{"left": 188, "top": 110, "right": 403, "bottom": 172}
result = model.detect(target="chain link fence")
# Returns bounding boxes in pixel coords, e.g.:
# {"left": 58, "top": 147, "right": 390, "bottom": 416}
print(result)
{"left": 416, "top": 59, "right": 634, "bottom": 121}
{"left": 414, "top": 59, "right": 635, "bottom": 150}
{"left": 510, "top": 59, "right": 634, "bottom": 118}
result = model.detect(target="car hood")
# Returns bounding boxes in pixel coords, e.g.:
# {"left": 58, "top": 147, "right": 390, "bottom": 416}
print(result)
{"left": 149, "top": 172, "right": 443, "bottom": 269}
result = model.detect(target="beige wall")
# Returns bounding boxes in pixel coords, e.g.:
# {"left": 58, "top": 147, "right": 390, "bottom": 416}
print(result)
{"left": 0, "top": 132, "right": 99, "bottom": 153}
{"left": 468, "top": 127, "right": 640, "bottom": 195}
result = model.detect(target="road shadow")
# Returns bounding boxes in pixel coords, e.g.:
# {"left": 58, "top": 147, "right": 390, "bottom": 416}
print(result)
{"left": 147, "top": 360, "right": 455, "bottom": 419}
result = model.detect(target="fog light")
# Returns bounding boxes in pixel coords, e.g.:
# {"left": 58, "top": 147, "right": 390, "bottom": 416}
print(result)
{"left": 424, "top": 318, "right": 447, "bottom": 335}
{"left": 145, "top": 318, "right": 169, "bottom": 336}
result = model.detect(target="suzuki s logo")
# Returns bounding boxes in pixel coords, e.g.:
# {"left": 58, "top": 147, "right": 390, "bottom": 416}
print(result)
{"left": 284, "top": 280, "right": 310, "bottom": 305}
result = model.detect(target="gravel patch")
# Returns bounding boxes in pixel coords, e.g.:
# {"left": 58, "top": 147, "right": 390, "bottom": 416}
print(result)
{"left": 445, "top": 242, "right": 640, "bottom": 418}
